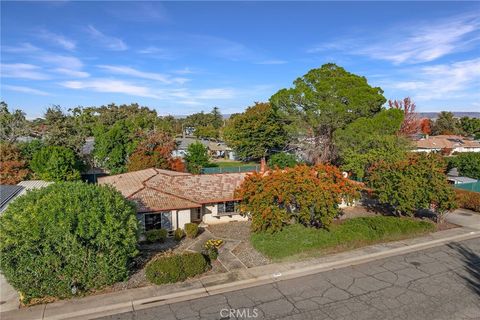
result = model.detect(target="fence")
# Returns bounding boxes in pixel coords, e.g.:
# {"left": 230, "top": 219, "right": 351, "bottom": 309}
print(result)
{"left": 454, "top": 182, "right": 480, "bottom": 193}
{"left": 201, "top": 165, "right": 260, "bottom": 174}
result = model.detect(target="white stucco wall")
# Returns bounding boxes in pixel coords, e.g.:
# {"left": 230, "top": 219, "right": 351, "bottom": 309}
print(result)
{"left": 202, "top": 203, "right": 248, "bottom": 225}
{"left": 175, "top": 209, "right": 192, "bottom": 229}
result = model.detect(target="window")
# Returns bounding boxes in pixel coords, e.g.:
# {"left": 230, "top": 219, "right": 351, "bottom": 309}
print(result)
{"left": 144, "top": 212, "right": 172, "bottom": 231}
{"left": 217, "top": 201, "right": 240, "bottom": 214}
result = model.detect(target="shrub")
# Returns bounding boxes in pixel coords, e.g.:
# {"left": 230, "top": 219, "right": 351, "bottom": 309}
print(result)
{"left": 202, "top": 239, "right": 223, "bottom": 261}
{"left": 0, "top": 143, "right": 30, "bottom": 184}
{"left": 145, "top": 229, "right": 168, "bottom": 243}
{"left": 367, "top": 153, "right": 457, "bottom": 222}
{"left": 455, "top": 189, "right": 480, "bottom": 212}
{"left": 174, "top": 228, "right": 185, "bottom": 241}
{"left": 448, "top": 152, "right": 480, "bottom": 180}
{"left": 236, "top": 164, "right": 360, "bottom": 233}
{"left": 30, "top": 145, "right": 82, "bottom": 181}
{"left": 185, "top": 223, "right": 199, "bottom": 238}
{"left": 0, "top": 182, "right": 138, "bottom": 303}
{"left": 145, "top": 252, "right": 208, "bottom": 285}
{"left": 268, "top": 152, "right": 297, "bottom": 169}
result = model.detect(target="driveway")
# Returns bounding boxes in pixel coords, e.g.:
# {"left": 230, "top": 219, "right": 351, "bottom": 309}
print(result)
{"left": 446, "top": 209, "right": 480, "bottom": 230}
{"left": 98, "top": 237, "right": 480, "bottom": 320}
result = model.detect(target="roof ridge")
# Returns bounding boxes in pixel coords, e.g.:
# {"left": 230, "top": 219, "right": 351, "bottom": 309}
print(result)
{"left": 127, "top": 186, "right": 146, "bottom": 199}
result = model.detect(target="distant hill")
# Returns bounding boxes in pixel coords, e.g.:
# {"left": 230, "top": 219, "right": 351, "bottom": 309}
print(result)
{"left": 418, "top": 112, "right": 480, "bottom": 120}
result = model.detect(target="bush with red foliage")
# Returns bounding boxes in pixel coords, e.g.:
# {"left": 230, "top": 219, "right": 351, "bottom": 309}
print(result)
{"left": 0, "top": 143, "right": 30, "bottom": 184}
{"left": 235, "top": 164, "right": 360, "bottom": 233}
{"left": 455, "top": 189, "right": 480, "bottom": 212}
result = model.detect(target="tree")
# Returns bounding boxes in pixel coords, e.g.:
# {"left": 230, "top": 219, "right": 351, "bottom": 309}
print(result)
{"left": 388, "top": 97, "right": 419, "bottom": 135}
{"left": 31, "top": 146, "right": 82, "bottom": 181}
{"left": 16, "top": 139, "right": 44, "bottom": 161}
{"left": 448, "top": 153, "right": 480, "bottom": 180}
{"left": 431, "top": 112, "right": 461, "bottom": 135}
{"left": 460, "top": 116, "right": 480, "bottom": 139}
{"left": 127, "top": 131, "right": 181, "bottom": 172}
{"left": 334, "top": 109, "right": 409, "bottom": 179}
{"left": 420, "top": 118, "right": 432, "bottom": 135}
{"left": 236, "top": 164, "right": 359, "bottom": 233}
{"left": 223, "top": 102, "right": 288, "bottom": 161}
{"left": 93, "top": 120, "right": 136, "bottom": 174}
{"left": 184, "top": 107, "right": 224, "bottom": 139}
{"left": 0, "top": 143, "right": 29, "bottom": 184}
{"left": 268, "top": 152, "right": 298, "bottom": 169}
{"left": 194, "top": 125, "right": 219, "bottom": 140}
{"left": 43, "top": 106, "right": 87, "bottom": 155}
{"left": 367, "top": 153, "right": 456, "bottom": 222}
{"left": 0, "top": 182, "right": 138, "bottom": 303}
{"left": 270, "top": 64, "right": 386, "bottom": 163}
{"left": 0, "top": 101, "right": 28, "bottom": 143}
{"left": 185, "top": 141, "right": 210, "bottom": 174}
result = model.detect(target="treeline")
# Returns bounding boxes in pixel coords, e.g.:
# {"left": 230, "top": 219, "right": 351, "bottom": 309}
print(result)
{"left": 1, "top": 63, "right": 480, "bottom": 184}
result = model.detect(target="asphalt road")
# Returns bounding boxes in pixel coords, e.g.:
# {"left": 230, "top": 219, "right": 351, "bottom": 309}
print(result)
{"left": 99, "top": 238, "right": 480, "bottom": 320}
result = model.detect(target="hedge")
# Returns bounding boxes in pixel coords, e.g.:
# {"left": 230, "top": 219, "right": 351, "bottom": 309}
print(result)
{"left": 185, "top": 223, "right": 199, "bottom": 238}
{"left": 145, "top": 229, "right": 168, "bottom": 243}
{"left": 0, "top": 182, "right": 138, "bottom": 303}
{"left": 145, "top": 252, "right": 208, "bottom": 285}
{"left": 455, "top": 189, "right": 480, "bottom": 212}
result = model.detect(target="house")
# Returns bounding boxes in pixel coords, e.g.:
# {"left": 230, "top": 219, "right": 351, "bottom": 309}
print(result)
{"left": 0, "top": 180, "right": 52, "bottom": 213}
{"left": 413, "top": 135, "right": 480, "bottom": 155}
{"left": 172, "top": 137, "right": 237, "bottom": 160}
{"left": 97, "top": 168, "right": 248, "bottom": 233}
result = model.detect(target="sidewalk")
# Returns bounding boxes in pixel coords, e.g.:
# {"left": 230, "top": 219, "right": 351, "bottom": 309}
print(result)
{"left": 1, "top": 226, "right": 479, "bottom": 320}
{"left": 446, "top": 209, "right": 480, "bottom": 230}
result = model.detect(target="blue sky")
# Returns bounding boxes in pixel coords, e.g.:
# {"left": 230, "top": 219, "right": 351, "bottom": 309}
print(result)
{"left": 1, "top": 1, "right": 479, "bottom": 118}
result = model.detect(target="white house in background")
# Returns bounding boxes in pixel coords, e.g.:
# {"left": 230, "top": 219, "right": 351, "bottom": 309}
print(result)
{"left": 97, "top": 168, "right": 248, "bottom": 232}
{"left": 413, "top": 135, "right": 480, "bottom": 155}
{"left": 172, "top": 137, "right": 237, "bottom": 160}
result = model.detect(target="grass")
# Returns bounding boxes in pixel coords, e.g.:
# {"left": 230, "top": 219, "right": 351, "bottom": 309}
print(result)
{"left": 251, "top": 216, "right": 435, "bottom": 261}
{"left": 212, "top": 161, "right": 258, "bottom": 168}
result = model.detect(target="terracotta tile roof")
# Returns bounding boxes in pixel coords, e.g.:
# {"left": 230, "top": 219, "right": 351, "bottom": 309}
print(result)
{"left": 145, "top": 172, "right": 248, "bottom": 203}
{"left": 129, "top": 187, "right": 200, "bottom": 213}
{"left": 98, "top": 168, "right": 248, "bottom": 212}
{"left": 415, "top": 135, "right": 480, "bottom": 149}
{"left": 97, "top": 168, "right": 157, "bottom": 197}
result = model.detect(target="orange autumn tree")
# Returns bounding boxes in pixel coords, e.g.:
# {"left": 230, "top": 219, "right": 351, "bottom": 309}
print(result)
{"left": 420, "top": 118, "right": 432, "bottom": 135}
{"left": 235, "top": 164, "right": 359, "bottom": 233}
{"left": 388, "top": 97, "right": 419, "bottom": 135}
{"left": 127, "top": 131, "right": 184, "bottom": 172}
{"left": 0, "top": 143, "right": 30, "bottom": 184}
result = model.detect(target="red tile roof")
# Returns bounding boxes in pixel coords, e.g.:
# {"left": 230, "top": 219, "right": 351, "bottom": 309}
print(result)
{"left": 415, "top": 135, "right": 480, "bottom": 149}
{"left": 98, "top": 168, "right": 248, "bottom": 212}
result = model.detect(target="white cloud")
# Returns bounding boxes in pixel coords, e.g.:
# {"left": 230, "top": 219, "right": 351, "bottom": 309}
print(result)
{"left": 195, "top": 88, "right": 236, "bottom": 100}
{"left": 39, "top": 54, "right": 83, "bottom": 70}
{"left": 61, "top": 78, "right": 159, "bottom": 98}
{"left": 1, "top": 43, "right": 40, "bottom": 53}
{"left": 385, "top": 58, "right": 480, "bottom": 101}
{"left": 98, "top": 65, "right": 188, "bottom": 84}
{"left": 4, "top": 85, "right": 51, "bottom": 96}
{"left": 53, "top": 68, "right": 90, "bottom": 78}
{"left": 86, "top": 25, "right": 128, "bottom": 51}
{"left": 1, "top": 63, "right": 49, "bottom": 80}
{"left": 309, "top": 13, "right": 480, "bottom": 64}
{"left": 38, "top": 30, "right": 76, "bottom": 51}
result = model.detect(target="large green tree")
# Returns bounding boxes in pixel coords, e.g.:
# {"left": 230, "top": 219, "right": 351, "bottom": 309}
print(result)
{"left": 431, "top": 111, "right": 462, "bottom": 135}
{"left": 223, "top": 102, "right": 288, "bottom": 161}
{"left": 448, "top": 153, "right": 480, "bottom": 180}
{"left": 270, "top": 64, "right": 386, "bottom": 163}
{"left": 367, "top": 153, "right": 456, "bottom": 222}
{"left": 334, "top": 109, "right": 409, "bottom": 179}
{"left": 460, "top": 116, "right": 480, "bottom": 139}
{"left": 0, "top": 182, "right": 138, "bottom": 303}
{"left": 0, "top": 102, "right": 28, "bottom": 143}
{"left": 30, "top": 146, "right": 82, "bottom": 181}
{"left": 185, "top": 141, "right": 210, "bottom": 174}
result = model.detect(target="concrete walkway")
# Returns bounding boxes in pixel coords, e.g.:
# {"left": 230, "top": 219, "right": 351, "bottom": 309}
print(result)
{"left": 1, "top": 226, "right": 478, "bottom": 320}
{"left": 0, "top": 272, "right": 19, "bottom": 313}
{"left": 446, "top": 209, "right": 480, "bottom": 230}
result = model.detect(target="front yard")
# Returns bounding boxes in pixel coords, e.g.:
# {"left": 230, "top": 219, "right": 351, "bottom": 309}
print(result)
{"left": 251, "top": 216, "right": 437, "bottom": 261}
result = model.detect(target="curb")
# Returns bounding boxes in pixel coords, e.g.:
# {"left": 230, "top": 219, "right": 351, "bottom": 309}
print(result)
{"left": 2, "top": 229, "right": 479, "bottom": 320}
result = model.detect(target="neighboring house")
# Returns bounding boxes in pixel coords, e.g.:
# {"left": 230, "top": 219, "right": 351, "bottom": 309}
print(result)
{"left": 97, "top": 168, "right": 248, "bottom": 233}
{"left": 0, "top": 180, "right": 52, "bottom": 213}
{"left": 413, "top": 135, "right": 480, "bottom": 154}
{"left": 173, "top": 137, "right": 237, "bottom": 160}
{"left": 447, "top": 167, "right": 478, "bottom": 185}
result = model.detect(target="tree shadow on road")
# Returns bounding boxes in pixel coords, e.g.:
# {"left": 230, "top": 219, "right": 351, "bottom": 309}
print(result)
{"left": 447, "top": 242, "right": 480, "bottom": 296}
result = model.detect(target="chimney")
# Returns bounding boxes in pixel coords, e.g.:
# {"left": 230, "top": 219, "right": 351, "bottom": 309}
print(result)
{"left": 260, "top": 157, "right": 267, "bottom": 173}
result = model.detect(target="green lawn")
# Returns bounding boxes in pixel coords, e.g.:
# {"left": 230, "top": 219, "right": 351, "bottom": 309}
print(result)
{"left": 251, "top": 216, "right": 435, "bottom": 261}
{"left": 212, "top": 161, "right": 258, "bottom": 168}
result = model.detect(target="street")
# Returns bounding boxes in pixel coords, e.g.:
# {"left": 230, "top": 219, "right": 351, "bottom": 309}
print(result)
{"left": 99, "top": 238, "right": 480, "bottom": 320}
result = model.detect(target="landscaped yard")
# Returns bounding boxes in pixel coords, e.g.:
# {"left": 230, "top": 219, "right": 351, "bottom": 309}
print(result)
{"left": 210, "top": 160, "right": 258, "bottom": 168}
{"left": 251, "top": 216, "right": 436, "bottom": 260}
